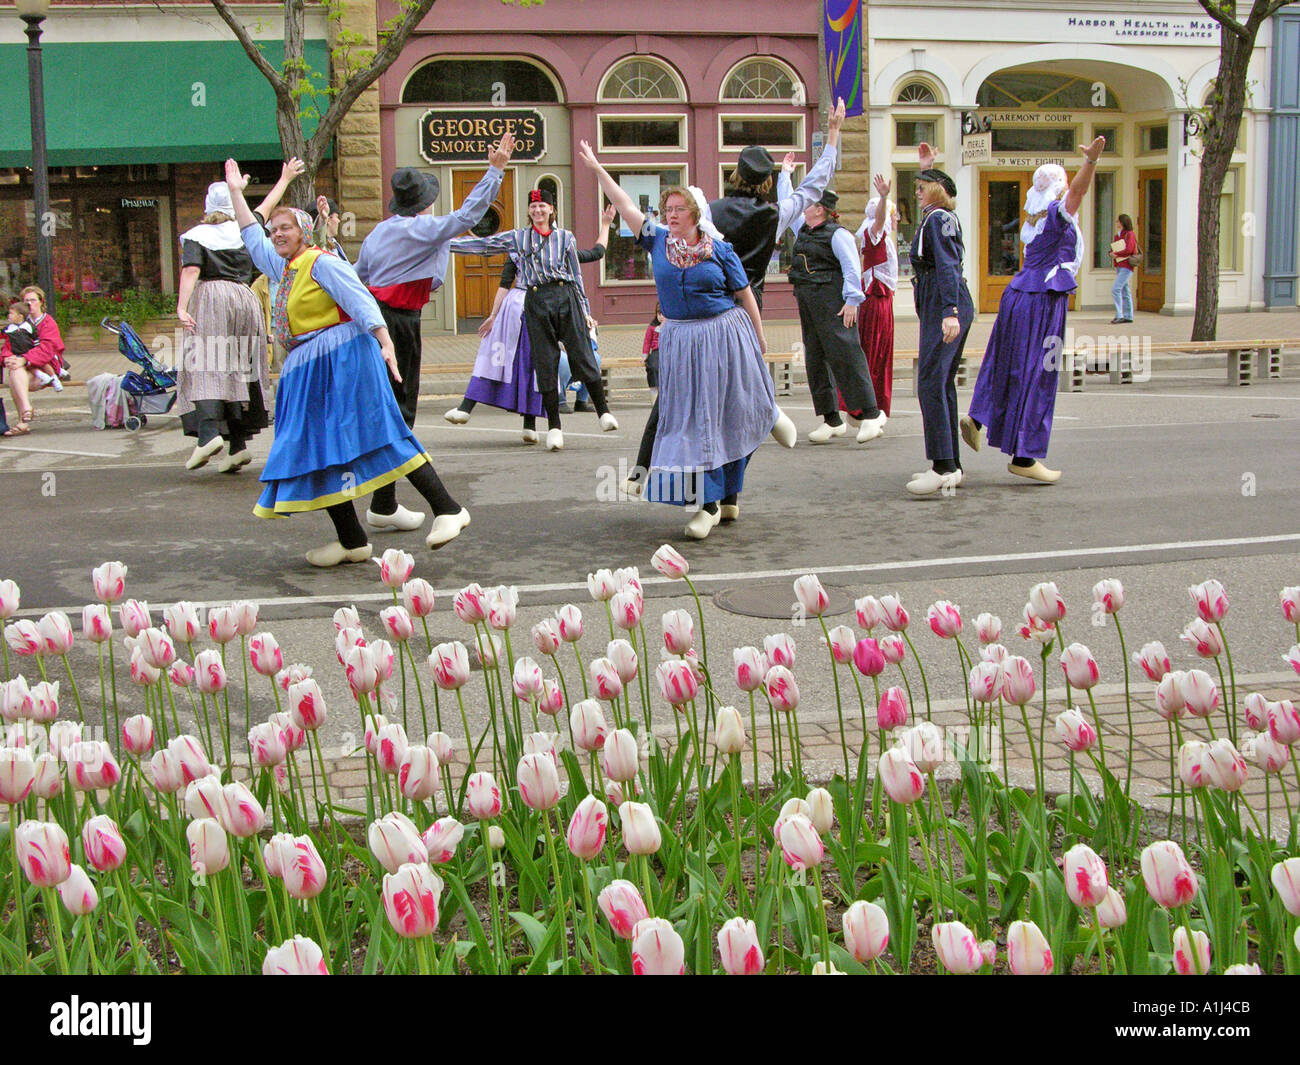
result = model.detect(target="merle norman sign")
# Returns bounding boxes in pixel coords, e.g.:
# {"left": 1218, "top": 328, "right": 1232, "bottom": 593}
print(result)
{"left": 418, "top": 109, "right": 546, "bottom": 164}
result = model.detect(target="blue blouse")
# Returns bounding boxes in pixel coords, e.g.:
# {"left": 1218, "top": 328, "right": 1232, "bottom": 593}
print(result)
{"left": 636, "top": 224, "right": 750, "bottom": 320}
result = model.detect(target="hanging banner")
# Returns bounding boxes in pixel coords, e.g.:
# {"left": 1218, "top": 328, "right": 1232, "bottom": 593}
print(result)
{"left": 823, "top": 0, "right": 864, "bottom": 117}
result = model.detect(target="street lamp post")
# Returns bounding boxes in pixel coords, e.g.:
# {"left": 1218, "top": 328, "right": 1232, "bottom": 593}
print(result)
{"left": 16, "top": 0, "right": 53, "bottom": 315}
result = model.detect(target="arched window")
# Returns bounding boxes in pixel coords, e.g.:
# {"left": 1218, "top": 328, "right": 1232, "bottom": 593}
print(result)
{"left": 599, "top": 58, "right": 685, "bottom": 102}
{"left": 977, "top": 72, "right": 1119, "bottom": 110}
{"left": 402, "top": 58, "right": 562, "bottom": 103}
{"left": 895, "top": 81, "right": 938, "bottom": 105}
{"left": 721, "top": 59, "right": 801, "bottom": 103}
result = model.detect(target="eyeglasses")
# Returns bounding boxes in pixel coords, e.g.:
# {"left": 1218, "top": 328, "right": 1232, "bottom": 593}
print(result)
{"left": 662, "top": 205, "right": 694, "bottom": 216}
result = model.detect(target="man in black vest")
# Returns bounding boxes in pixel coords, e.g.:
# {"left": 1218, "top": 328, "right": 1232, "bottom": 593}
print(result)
{"left": 785, "top": 189, "right": 886, "bottom": 445}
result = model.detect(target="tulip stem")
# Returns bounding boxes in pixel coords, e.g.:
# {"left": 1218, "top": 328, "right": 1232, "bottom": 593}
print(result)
{"left": 1214, "top": 622, "right": 1237, "bottom": 743}
{"left": 251, "top": 840, "right": 285, "bottom": 945}
{"left": 817, "top": 618, "right": 851, "bottom": 779}
{"left": 9, "top": 808, "right": 29, "bottom": 970}
{"left": 639, "top": 853, "right": 656, "bottom": 918}
{"left": 42, "top": 887, "right": 70, "bottom": 974}
{"left": 580, "top": 865, "right": 602, "bottom": 975}
{"left": 908, "top": 800, "right": 944, "bottom": 923}
{"left": 59, "top": 652, "right": 85, "bottom": 723}
{"left": 773, "top": 854, "right": 786, "bottom": 974}
{"left": 541, "top": 808, "right": 569, "bottom": 967}
{"left": 114, "top": 868, "right": 148, "bottom": 972}
{"left": 901, "top": 630, "right": 931, "bottom": 720}
{"left": 728, "top": 754, "right": 749, "bottom": 918}
{"left": 483, "top": 821, "right": 505, "bottom": 974}
{"left": 927, "top": 773, "right": 957, "bottom": 910}
{"left": 1111, "top": 615, "right": 1135, "bottom": 795}
{"left": 1053, "top": 622, "right": 1072, "bottom": 708}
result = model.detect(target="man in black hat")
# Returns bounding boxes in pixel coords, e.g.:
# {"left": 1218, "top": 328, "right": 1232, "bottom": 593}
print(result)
{"left": 783, "top": 187, "right": 887, "bottom": 446}
{"left": 353, "top": 132, "right": 515, "bottom": 535}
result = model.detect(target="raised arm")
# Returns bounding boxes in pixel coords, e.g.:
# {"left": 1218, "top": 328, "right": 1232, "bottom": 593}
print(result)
{"left": 223, "top": 158, "right": 259, "bottom": 230}
{"left": 1063, "top": 136, "right": 1104, "bottom": 218}
{"left": 869, "top": 174, "right": 891, "bottom": 242}
{"left": 776, "top": 99, "right": 846, "bottom": 236}
{"left": 225, "top": 158, "right": 284, "bottom": 280}
{"left": 577, "top": 141, "right": 645, "bottom": 235}
{"left": 253, "top": 158, "right": 305, "bottom": 221}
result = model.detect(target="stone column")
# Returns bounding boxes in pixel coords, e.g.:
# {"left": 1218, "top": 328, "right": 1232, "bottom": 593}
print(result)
{"left": 331, "top": 0, "right": 384, "bottom": 254}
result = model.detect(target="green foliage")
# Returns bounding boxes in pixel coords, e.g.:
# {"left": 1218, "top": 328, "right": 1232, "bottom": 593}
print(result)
{"left": 57, "top": 289, "right": 175, "bottom": 328}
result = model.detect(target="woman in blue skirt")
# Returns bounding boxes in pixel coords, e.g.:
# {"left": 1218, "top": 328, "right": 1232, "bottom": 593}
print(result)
{"left": 223, "top": 159, "right": 471, "bottom": 567}
{"left": 962, "top": 137, "right": 1104, "bottom": 484}
{"left": 579, "top": 141, "right": 791, "bottom": 540}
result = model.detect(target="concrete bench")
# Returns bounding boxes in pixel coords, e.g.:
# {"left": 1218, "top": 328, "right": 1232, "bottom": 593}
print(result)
{"left": 1056, "top": 337, "right": 1293, "bottom": 392}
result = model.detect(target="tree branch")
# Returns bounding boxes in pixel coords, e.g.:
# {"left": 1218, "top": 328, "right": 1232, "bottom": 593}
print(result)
{"left": 1197, "top": 0, "right": 1249, "bottom": 40}
{"left": 207, "top": 0, "right": 287, "bottom": 91}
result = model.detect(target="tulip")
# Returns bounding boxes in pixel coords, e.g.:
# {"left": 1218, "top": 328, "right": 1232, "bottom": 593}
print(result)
{"left": 37, "top": 611, "right": 74, "bottom": 657}
{"left": 926, "top": 600, "right": 962, "bottom": 638}
{"left": 451, "top": 583, "right": 486, "bottom": 625}
{"left": 717, "top": 917, "right": 765, "bottom": 975}
{"left": 587, "top": 656, "right": 622, "bottom": 703}
{"left": 246, "top": 632, "right": 282, "bottom": 678}
{"left": 793, "top": 574, "right": 829, "bottom": 617}
{"left": 655, "top": 660, "right": 699, "bottom": 708}
{"left": 1282, "top": 587, "right": 1300, "bottom": 624}
{"left": 899, "top": 721, "right": 945, "bottom": 774}
{"left": 632, "top": 917, "right": 685, "bottom": 975}
{"left": 1001, "top": 656, "right": 1037, "bottom": 705}
{"left": 343, "top": 644, "right": 380, "bottom": 698}
{"left": 427, "top": 732, "right": 455, "bottom": 767}
{"left": 1242, "top": 693, "right": 1268, "bottom": 732}
{"left": 371, "top": 638, "right": 396, "bottom": 683}
{"left": 166, "top": 735, "right": 209, "bottom": 786}
{"left": 1155, "top": 671, "right": 1188, "bottom": 721}
{"left": 764, "top": 665, "right": 799, "bottom": 713}
{"left": 1271, "top": 858, "right": 1300, "bottom": 917}
{"left": 842, "top": 900, "right": 889, "bottom": 963}
{"left": 399, "top": 746, "right": 440, "bottom": 802}
{"left": 193, "top": 650, "right": 227, "bottom": 695}
{"left": 368, "top": 811, "right": 428, "bottom": 873}
{"left": 0, "top": 747, "right": 35, "bottom": 804}
{"left": 271, "top": 712, "right": 305, "bottom": 753}
{"left": 548, "top": 605, "right": 580, "bottom": 646}
{"left": 778, "top": 813, "right": 824, "bottom": 871}
{"left": 879, "top": 747, "right": 925, "bottom": 804}
{"left": 1055, "top": 707, "right": 1097, "bottom": 752}
{"left": 621, "top": 801, "right": 662, "bottom": 855}
{"left": 1141, "top": 841, "right": 1198, "bottom": 909}
{"left": 380, "top": 605, "right": 414, "bottom": 644}
{"left": 1028, "top": 582, "right": 1066, "bottom": 624}
{"left": 486, "top": 585, "right": 518, "bottom": 631}
{"left": 1204, "top": 738, "right": 1247, "bottom": 792}
{"left": 1172, "top": 925, "right": 1211, "bottom": 975}
{"left": 610, "top": 589, "right": 644, "bottom": 632}
{"left": 1247, "top": 731, "right": 1289, "bottom": 774}
{"left": 716, "top": 706, "right": 746, "bottom": 754}
{"left": 1180, "top": 618, "right": 1223, "bottom": 659}
{"left": 57, "top": 863, "right": 99, "bottom": 916}
{"left": 1178, "top": 740, "right": 1212, "bottom": 789}
{"left": 967, "top": 660, "right": 1002, "bottom": 704}
{"left": 582, "top": 568, "right": 615, "bottom": 602}
{"left": 374, "top": 722, "right": 409, "bottom": 775}
{"left": 382, "top": 862, "right": 441, "bottom": 939}
{"left": 0, "top": 579, "right": 19, "bottom": 623}
{"left": 248, "top": 721, "right": 288, "bottom": 768}
{"left": 118, "top": 599, "right": 151, "bottom": 639}
{"left": 531, "top": 619, "right": 561, "bottom": 658}
{"left": 646, "top": 542, "right": 689, "bottom": 579}
{"left": 487, "top": 826, "right": 505, "bottom": 848}
{"left": 69, "top": 740, "right": 121, "bottom": 790}
{"left": 466, "top": 771, "right": 503, "bottom": 820}
{"left": 817, "top": 625, "right": 853, "bottom": 665}
{"left": 226, "top": 600, "right": 257, "bottom": 636}
{"left": 932, "top": 920, "right": 983, "bottom": 974}
{"left": 763, "top": 633, "right": 796, "bottom": 670}
{"left": 263, "top": 935, "right": 329, "bottom": 975}
{"left": 89, "top": 561, "right": 126, "bottom": 604}
{"left": 1224, "top": 962, "right": 1262, "bottom": 975}
{"left": 28, "top": 680, "right": 59, "bottom": 723}
{"left": 876, "top": 687, "right": 909, "bottom": 732}
{"left": 504, "top": 656, "right": 542, "bottom": 703}
{"left": 334, "top": 627, "right": 365, "bottom": 666}
{"left": 427, "top": 641, "right": 471, "bottom": 691}
{"left": 1063, "top": 844, "right": 1109, "bottom": 908}
{"left": 516, "top": 752, "right": 560, "bottom": 811}
{"left": 1180, "top": 669, "right": 1219, "bottom": 718}
{"left": 185, "top": 773, "right": 224, "bottom": 821}
{"left": 1133, "top": 641, "right": 1171, "bottom": 682}
{"left": 1188, "top": 579, "right": 1228, "bottom": 623}
{"left": 374, "top": 548, "right": 415, "bottom": 589}
{"left": 206, "top": 605, "right": 238, "bottom": 644}
{"left": 1268, "top": 699, "right": 1300, "bottom": 746}
{"left": 0, "top": 677, "right": 31, "bottom": 723}
{"left": 878, "top": 594, "right": 909, "bottom": 631}
{"left": 856, "top": 595, "right": 883, "bottom": 630}
{"left": 806, "top": 787, "right": 835, "bottom": 834}
{"left": 395, "top": 579, "right": 433, "bottom": 622}
{"left": 127, "top": 645, "right": 160, "bottom": 687}
{"left": 566, "top": 795, "right": 608, "bottom": 860}
{"left": 5, "top": 619, "right": 42, "bottom": 657}
{"left": 568, "top": 699, "right": 608, "bottom": 752}
{"left": 79, "top": 603, "right": 112, "bottom": 645}
{"left": 657, "top": 610, "right": 693, "bottom": 657}
{"left": 49, "top": 721, "right": 81, "bottom": 759}
{"left": 1090, "top": 886, "right": 1126, "bottom": 929}
{"left": 148, "top": 750, "right": 185, "bottom": 793}
{"left": 1018, "top": 604, "right": 1054, "bottom": 645}
{"left": 853, "top": 637, "right": 886, "bottom": 677}
{"left": 604, "top": 641, "right": 637, "bottom": 687}
{"left": 1060, "top": 643, "right": 1100, "bottom": 689}
{"left": 603, "top": 729, "right": 639, "bottom": 783}
{"left": 80, "top": 815, "right": 127, "bottom": 878}
{"left": 598, "top": 880, "right": 649, "bottom": 938}
{"left": 216, "top": 781, "right": 264, "bottom": 838}
{"left": 159, "top": 602, "right": 200, "bottom": 646}
{"left": 423, "top": 817, "right": 465, "bottom": 864}
{"left": 280, "top": 679, "right": 325, "bottom": 736}
{"left": 523, "top": 733, "right": 557, "bottom": 763}
{"left": 363, "top": 715, "right": 389, "bottom": 756}
{"left": 168, "top": 661, "right": 195, "bottom": 689}
{"left": 1092, "top": 578, "right": 1124, "bottom": 614}
{"left": 733, "top": 647, "right": 768, "bottom": 693}
{"left": 972, "top": 612, "right": 1002, "bottom": 645}
{"left": 187, "top": 818, "right": 229, "bottom": 876}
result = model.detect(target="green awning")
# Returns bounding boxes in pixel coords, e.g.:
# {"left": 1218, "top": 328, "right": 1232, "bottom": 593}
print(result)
{"left": 0, "top": 39, "right": 329, "bottom": 166}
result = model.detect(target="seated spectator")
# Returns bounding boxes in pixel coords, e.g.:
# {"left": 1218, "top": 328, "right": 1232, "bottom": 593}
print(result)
{"left": 3, "top": 285, "right": 65, "bottom": 436}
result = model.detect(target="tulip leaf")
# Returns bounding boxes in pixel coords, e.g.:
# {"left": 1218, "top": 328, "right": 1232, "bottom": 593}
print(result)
{"left": 446, "top": 873, "right": 493, "bottom": 973}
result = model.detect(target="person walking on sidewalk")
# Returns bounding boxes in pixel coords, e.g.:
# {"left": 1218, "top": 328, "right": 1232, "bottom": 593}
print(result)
{"left": 1110, "top": 213, "right": 1137, "bottom": 323}
{"left": 353, "top": 132, "right": 515, "bottom": 534}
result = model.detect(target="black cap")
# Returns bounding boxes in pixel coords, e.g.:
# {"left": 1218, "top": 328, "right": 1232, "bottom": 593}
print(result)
{"left": 324, "top": 198, "right": 340, "bottom": 217}
{"left": 735, "top": 145, "right": 775, "bottom": 185}
{"left": 817, "top": 189, "right": 839, "bottom": 212}
{"left": 528, "top": 188, "right": 556, "bottom": 207}
{"left": 918, "top": 168, "right": 957, "bottom": 198}
{"left": 388, "top": 168, "right": 440, "bottom": 216}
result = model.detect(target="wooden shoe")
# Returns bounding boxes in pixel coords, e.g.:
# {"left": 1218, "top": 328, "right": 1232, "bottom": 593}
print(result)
{"left": 856, "top": 413, "right": 888, "bottom": 444}
{"left": 426, "top": 507, "right": 471, "bottom": 549}
{"left": 770, "top": 408, "right": 797, "bottom": 448}
{"left": 546, "top": 429, "right": 564, "bottom": 451}
{"left": 444, "top": 408, "right": 471, "bottom": 425}
{"left": 599, "top": 412, "right": 619, "bottom": 432}
{"left": 684, "top": 508, "right": 721, "bottom": 539}
{"left": 522, "top": 428, "right": 539, "bottom": 444}
{"left": 306, "top": 542, "right": 373, "bottom": 567}
{"left": 960, "top": 415, "right": 984, "bottom": 452}
{"left": 906, "top": 469, "right": 961, "bottom": 495}
{"left": 808, "top": 422, "right": 846, "bottom": 444}
{"left": 366, "top": 504, "right": 426, "bottom": 531}
{"left": 909, "top": 467, "right": 964, "bottom": 488}
{"left": 218, "top": 448, "right": 252, "bottom": 474}
{"left": 186, "top": 437, "right": 225, "bottom": 470}
{"left": 719, "top": 503, "right": 740, "bottom": 522}
{"left": 1007, "top": 461, "right": 1061, "bottom": 484}
{"left": 621, "top": 477, "right": 644, "bottom": 499}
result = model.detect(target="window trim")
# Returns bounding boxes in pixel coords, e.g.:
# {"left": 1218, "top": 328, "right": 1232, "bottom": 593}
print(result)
{"left": 719, "top": 56, "right": 805, "bottom": 104}
{"left": 717, "top": 112, "right": 805, "bottom": 152}
{"left": 1089, "top": 167, "right": 1122, "bottom": 271}
{"left": 597, "top": 163, "right": 689, "bottom": 287}
{"left": 596, "top": 113, "right": 689, "bottom": 154}
{"left": 597, "top": 57, "right": 687, "bottom": 103}
{"left": 1137, "top": 121, "right": 1170, "bottom": 155}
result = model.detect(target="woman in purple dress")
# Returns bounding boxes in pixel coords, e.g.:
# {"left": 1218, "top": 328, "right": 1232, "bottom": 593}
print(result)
{"left": 962, "top": 137, "right": 1104, "bottom": 484}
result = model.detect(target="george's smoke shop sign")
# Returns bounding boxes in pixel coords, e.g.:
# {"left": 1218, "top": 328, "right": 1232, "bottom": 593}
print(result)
{"left": 418, "top": 109, "right": 546, "bottom": 163}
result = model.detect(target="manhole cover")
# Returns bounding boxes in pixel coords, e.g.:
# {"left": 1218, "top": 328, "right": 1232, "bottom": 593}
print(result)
{"left": 1251, "top": 413, "right": 1281, "bottom": 419}
{"left": 713, "top": 581, "right": 856, "bottom": 620}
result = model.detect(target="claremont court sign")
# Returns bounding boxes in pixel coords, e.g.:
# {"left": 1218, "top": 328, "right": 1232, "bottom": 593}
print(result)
{"left": 418, "top": 109, "right": 547, "bottom": 163}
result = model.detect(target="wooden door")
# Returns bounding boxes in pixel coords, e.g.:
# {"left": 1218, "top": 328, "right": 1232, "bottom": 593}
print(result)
{"left": 452, "top": 167, "right": 515, "bottom": 329}
{"left": 1136, "top": 168, "right": 1166, "bottom": 313}
{"left": 978, "top": 171, "right": 1028, "bottom": 313}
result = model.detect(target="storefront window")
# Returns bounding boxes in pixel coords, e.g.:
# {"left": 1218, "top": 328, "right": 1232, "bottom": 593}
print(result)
{"left": 1092, "top": 170, "right": 1118, "bottom": 270}
{"left": 402, "top": 59, "right": 561, "bottom": 103}
{"left": 1093, "top": 126, "right": 1120, "bottom": 153}
{"left": 720, "top": 117, "right": 801, "bottom": 149}
{"left": 722, "top": 60, "right": 799, "bottom": 102}
{"left": 977, "top": 72, "right": 1119, "bottom": 110}
{"left": 598, "top": 117, "right": 686, "bottom": 151}
{"left": 990, "top": 126, "right": 1079, "bottom": 153}
{"left": 1219, "top": 167, "right": 1241, "bottom": 271}
{"left": 599, "top": 59, "right": 684, "bottom": 102}
{"left": 1140, "top": 124, "right": 1169, "bottom": 153}
{"left": 894, "top": 166, "right": 919, "bottom": 280}
{"left": 895, "top": 120, "right": 937, "bottom": 147}
{"left": 602, "top": 167, "right": 683, "bottom": 282}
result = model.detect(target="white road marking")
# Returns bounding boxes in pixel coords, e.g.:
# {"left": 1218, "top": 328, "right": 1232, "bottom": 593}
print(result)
{"left": 428, "top": 425, "right": 612, "bottom": 439}
{"left": 0, "top": 444, "right": 117, "bottom": 458}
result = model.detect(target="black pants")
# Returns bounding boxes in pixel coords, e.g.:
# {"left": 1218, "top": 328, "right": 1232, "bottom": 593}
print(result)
{"left": 524, "top": 281, "right": 609, "bottom": 428}
{"left": 372, "top": 303, "right": 423, "bottom": 515}
{"left": 794, "top": 281, "right": 879, "bottom": 420}
{"left": 913, "top": 271, "right": 974, "bottom": 463}
{"left": 330, "top": 460, "right": 458, "bottom": 548}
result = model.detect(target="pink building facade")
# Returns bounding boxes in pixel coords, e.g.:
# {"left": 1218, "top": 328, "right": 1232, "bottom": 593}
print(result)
{"left": 376, "top": 0, "right": 824, "bottom": 332}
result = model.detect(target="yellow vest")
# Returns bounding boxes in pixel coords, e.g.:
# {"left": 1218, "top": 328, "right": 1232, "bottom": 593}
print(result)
{"left": 284, "top": 247, "right": 348, "bottom": 337}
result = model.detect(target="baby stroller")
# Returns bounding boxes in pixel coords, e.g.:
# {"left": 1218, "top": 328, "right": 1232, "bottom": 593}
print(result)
{"left": 100, "top": 317, "right": 177, "bottom": 432}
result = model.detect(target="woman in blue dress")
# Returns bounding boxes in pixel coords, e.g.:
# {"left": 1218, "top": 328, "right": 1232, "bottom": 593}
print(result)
{"left": 222, "top": 158, "right": 471, "bottom": 567}
{"left": 578, "top": 140, "right": 792, "bottom": 540}
{"left": 962, "top": 138, "right": 1104, "bottom": 484}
